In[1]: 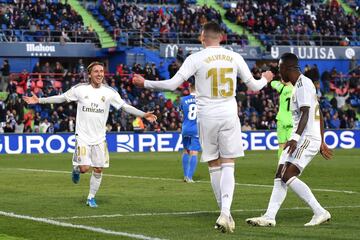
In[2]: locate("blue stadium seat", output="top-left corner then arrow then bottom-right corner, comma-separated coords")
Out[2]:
1,24 -> 7,30
26,36 -> 34,42
103,21 -> 110,28
223,3 -> 231,9
98,15 -> 105,22
92,9 -> 99,16
14,29 -> 21,36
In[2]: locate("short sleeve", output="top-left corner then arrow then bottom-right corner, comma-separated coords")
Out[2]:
296,80 -> 312,107
235,55 -> 253,83
177,55 -> 196,81
271,80 -> 284,93
110,91 -> 125,110
63,86 -> 78,102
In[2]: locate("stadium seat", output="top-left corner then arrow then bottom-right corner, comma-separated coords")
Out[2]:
36,80 -> 44,88
16,86 -> 25,95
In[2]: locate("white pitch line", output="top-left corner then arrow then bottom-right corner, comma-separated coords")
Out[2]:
0,210 -> 166,240
52,205 -> 360,220
12,168 -> 359,194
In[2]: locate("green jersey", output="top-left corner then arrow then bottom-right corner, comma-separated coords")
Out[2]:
271,80 -> 293,126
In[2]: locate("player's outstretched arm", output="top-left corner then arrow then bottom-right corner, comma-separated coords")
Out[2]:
23,92 -> 67,104
132,74 -> 146,88
262,71 -> 274,83
143,112 -> 157,123
133,73 -> 185,91
121,103 -> 157,123
23,93 -> 39,104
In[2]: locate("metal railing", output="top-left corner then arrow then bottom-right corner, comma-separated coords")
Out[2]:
114,30 -> 248,49
1,28 -> 358,49
0,29 -> 100,45
113,30 -> 359,49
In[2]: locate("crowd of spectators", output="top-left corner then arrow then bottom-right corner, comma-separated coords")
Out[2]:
343,0 -> 360,14
1,57 -> 359,134
1,60 -> 184,133
90,1 -> 248,46
0,1 -> 98,43
224,0 -> 360,48
237,61 -> 360,131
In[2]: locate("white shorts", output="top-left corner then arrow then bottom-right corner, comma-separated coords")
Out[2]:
198,116 -> 244,162
72,138 -> 110,168
279,137 -> 320,172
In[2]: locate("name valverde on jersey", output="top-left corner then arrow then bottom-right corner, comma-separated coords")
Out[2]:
63,83 -> 125,145
176,47 -> 255,119
291,75 -> 321,140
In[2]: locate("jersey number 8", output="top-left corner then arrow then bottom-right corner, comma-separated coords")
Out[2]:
187,103 -> 197,120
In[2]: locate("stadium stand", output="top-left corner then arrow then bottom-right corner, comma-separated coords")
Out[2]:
223,0 -> 360,49
0,0 -> 359,134
1,59 -> 359,134
87,1 -> 248,46
0,0 -> 98,43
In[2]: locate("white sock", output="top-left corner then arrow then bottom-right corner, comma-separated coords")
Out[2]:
73,165 -> 80,172
264,178 -> 287,220
287,177 -> 326,216
220,163 -> 235,217
88,171 -> 102,199
209,166 -> 222,209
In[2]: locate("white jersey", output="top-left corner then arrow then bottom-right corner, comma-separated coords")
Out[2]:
290,75 -> 321,140
63,83 -> 125,145
176,46 -> 258,119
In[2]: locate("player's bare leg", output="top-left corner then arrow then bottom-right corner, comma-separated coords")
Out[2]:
282,163 -> 330,226
182,149 -> 190,182
72,165 -> 90,184
187,150 -> 198,183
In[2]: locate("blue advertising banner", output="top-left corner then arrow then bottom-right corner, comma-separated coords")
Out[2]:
0,42 -> 97,57
0,130 -> 359,154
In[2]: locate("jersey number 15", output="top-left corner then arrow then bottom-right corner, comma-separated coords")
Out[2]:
207,68 -> 234,97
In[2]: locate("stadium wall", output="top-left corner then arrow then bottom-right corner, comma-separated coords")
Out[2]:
0,130 -> 358,154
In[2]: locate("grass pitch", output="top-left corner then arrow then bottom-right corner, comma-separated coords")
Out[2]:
0,149 -> 359,240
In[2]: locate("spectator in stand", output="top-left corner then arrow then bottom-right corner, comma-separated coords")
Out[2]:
329,112 -> 341,129
0,59 -> 10,92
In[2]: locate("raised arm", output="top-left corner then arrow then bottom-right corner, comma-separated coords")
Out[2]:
133,73 -> 186,91
110,92 -> 157,123
133,56 -> 196,91
236,56 -> 273,91
23,93 -> 67,104
121,103 -> 157,123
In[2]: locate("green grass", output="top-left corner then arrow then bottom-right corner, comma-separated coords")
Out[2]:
0,150 -> 359,240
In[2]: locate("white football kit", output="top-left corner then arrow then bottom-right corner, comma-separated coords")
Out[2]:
279,75 -> 322,171
64,83 -> 125,167
145,46 -> 267,161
